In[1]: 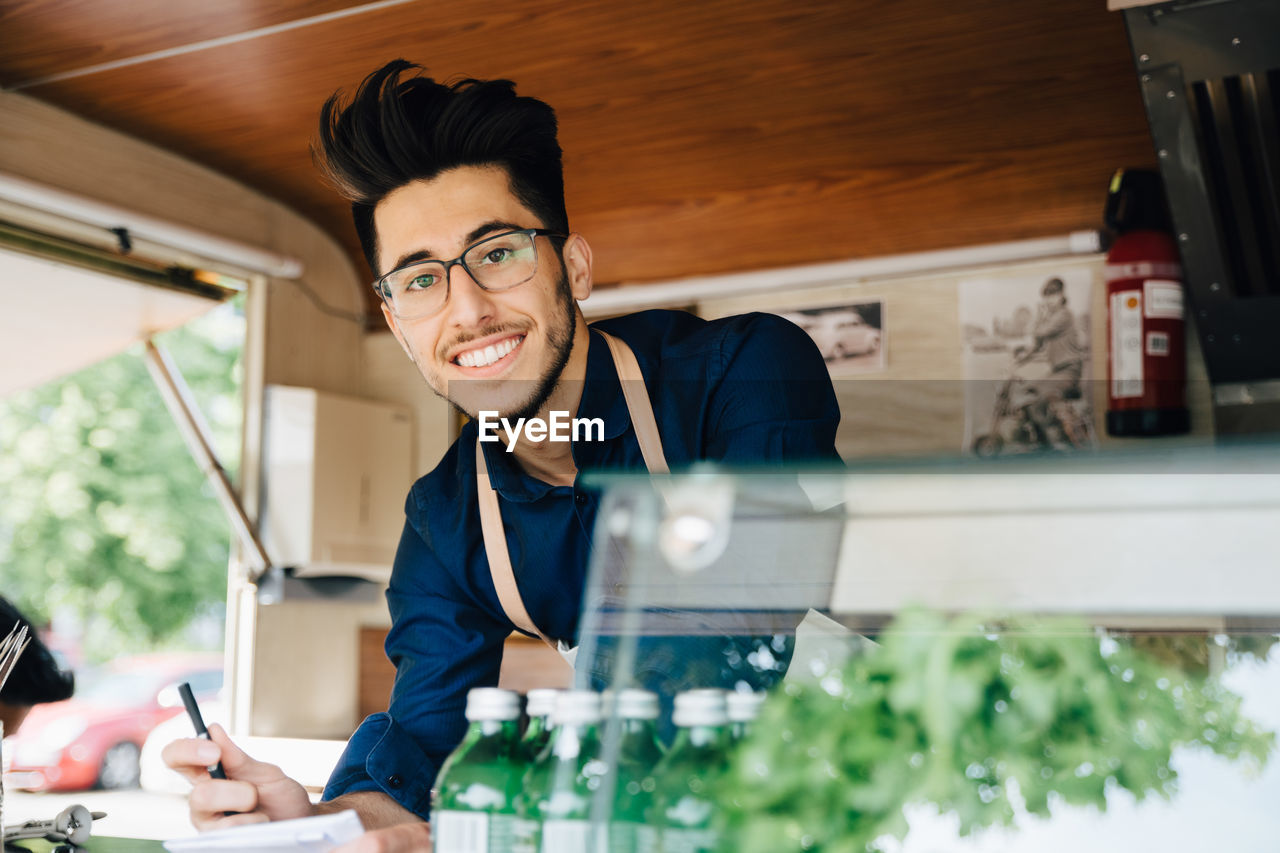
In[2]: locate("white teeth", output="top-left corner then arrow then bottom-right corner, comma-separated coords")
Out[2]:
457,336 -> 520,368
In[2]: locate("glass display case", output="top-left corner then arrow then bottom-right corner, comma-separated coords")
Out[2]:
562,443 -> 1280,851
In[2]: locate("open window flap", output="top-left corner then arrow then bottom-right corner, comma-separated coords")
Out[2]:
0,246 -> 225,397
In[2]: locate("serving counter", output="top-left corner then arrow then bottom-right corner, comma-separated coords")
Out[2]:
567,442 -> 1280,850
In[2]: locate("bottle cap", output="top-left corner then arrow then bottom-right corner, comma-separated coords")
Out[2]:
616,688 -> 659,721
727,690 -> 766,723
673,688 -> 728,727
551,689 -> 603,726
465,687 -> 521,722
525,688 -> 559,719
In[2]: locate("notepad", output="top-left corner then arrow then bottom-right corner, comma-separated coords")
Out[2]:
163,810 -> 365,852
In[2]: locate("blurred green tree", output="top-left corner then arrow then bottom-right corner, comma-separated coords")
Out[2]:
0,300 -> 242,661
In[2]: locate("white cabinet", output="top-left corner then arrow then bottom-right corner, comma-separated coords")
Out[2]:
260,385 -> 412,582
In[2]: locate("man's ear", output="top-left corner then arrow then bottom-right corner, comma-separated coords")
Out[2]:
562,233 -> 593,302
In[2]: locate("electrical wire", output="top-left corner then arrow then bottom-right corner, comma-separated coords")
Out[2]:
285,276 -> 369,326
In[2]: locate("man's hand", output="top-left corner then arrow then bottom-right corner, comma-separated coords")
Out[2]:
161,723 -> 314,831
331,821 -> 432,853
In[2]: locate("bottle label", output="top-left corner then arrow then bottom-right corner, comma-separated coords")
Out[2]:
511,816 -> 540,853
433,811 -> 517,853
1143,280 -> 1184,320
660,827 -> 720,853
489,814 -> 516,851
635,824 -> 659,853
1111,290 -> 1143,399
541,818 -> 606,853
433,810 -> 488,853
608,820 -> 659,853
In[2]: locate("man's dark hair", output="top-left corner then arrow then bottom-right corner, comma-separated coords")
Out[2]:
0,597 -> 74,706
315,59 -> 568,276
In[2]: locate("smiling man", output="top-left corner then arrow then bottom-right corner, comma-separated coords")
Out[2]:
374,171 -> 582,426
164,60 -> 839,851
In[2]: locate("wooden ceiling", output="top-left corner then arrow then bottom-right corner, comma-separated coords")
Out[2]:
0,0 -> 1155,323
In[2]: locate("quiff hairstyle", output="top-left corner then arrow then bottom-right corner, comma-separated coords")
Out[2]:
314,59 -> 569,276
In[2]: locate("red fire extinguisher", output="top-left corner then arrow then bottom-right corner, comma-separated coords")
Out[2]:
1103,168 -> 1191,436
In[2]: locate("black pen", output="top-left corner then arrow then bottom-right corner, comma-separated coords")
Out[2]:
178,681 -> 228,780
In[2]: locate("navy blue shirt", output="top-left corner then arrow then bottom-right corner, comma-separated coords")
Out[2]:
322,309 -> 840,816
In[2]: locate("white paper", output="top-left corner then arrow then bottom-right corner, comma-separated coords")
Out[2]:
784,608 -> 877,685
163,810 -> 365,853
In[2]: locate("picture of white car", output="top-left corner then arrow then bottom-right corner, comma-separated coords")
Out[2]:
782,304 -> 884,368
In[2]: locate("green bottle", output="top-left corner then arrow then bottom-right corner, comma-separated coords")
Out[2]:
607,689 -> 665,853
431,687 -> 524,853
726,690 -> 765,743
651,689 -> 731,853
514,689 -> 609,853
521,688 -> 559,762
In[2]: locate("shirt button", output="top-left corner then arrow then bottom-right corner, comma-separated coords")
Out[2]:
387,774 -> 404,789
574,492 -> 587,506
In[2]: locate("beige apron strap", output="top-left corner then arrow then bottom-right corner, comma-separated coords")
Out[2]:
476,442 -> 554,645
595,330 -> 670,474
476,330 -> 666,647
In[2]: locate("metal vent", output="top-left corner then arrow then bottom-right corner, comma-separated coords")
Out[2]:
1125,0 -> 1280,385
1186,68 -> 1280,298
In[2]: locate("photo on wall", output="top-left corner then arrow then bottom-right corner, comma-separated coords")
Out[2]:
959,270 -> 1097,456
778,300 -> 886,375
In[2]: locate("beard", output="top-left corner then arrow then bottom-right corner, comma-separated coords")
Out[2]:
437,268 -> 578,423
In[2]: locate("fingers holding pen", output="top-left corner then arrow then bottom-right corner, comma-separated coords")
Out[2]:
205,724 -> 258,776
188,776 -> 265,829
161,735 -> 226,783
164,722 -> 316,829
162,728 -> 266,827
192,803 -> 272,833
163,724 -> 276,782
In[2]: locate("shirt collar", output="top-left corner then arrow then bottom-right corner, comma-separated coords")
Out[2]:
479,328 -> 629,502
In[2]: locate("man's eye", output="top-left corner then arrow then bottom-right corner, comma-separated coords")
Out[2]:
406,272 -> 438,290
480,247 -> 513,265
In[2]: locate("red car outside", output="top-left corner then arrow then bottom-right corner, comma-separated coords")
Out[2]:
5,652 -> 222,791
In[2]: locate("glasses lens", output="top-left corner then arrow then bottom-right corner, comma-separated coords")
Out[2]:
384,262 -> 448,319
464,231 -> 538,291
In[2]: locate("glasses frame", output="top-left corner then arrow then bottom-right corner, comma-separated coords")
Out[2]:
373,228 -> 566,320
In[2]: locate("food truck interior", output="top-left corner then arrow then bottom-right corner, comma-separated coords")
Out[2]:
1,0 -> 1279,845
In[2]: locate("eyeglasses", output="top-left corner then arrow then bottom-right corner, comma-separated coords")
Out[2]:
374,228 -> 565,321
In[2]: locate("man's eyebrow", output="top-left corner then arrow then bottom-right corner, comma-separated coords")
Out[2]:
386,248 -> 434,274
464,220 -> 527,247
385,220 -> 530,275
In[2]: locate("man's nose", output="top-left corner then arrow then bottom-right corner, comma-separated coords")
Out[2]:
445,262 -> 497,326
